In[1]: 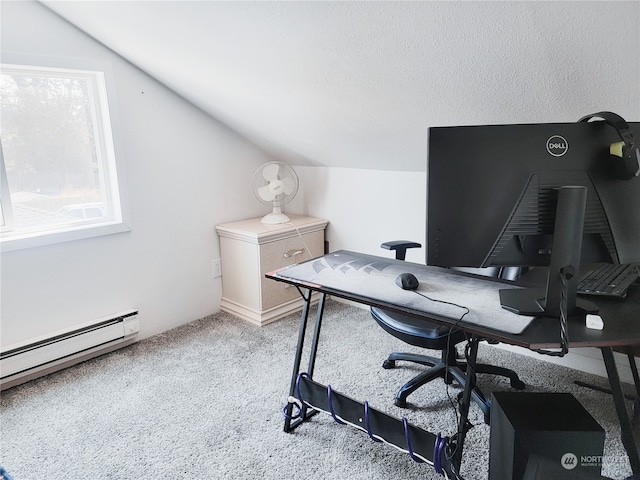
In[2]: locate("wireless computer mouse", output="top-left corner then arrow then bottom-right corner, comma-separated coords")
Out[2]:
395,273 -> 420,290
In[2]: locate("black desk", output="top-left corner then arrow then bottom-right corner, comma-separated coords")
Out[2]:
267,250 -> 640,479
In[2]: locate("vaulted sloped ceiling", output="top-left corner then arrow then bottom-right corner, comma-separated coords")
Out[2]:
41,1 -> 639,171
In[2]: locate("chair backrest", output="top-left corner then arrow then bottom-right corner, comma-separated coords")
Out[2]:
382,240 -> 525,280
451,266 -> 525,280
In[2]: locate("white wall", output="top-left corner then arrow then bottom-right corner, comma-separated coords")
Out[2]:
291,167 -> 427,262
0,1 -> 273,347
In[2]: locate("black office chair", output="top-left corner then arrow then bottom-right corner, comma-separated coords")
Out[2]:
372,241 -> 525,423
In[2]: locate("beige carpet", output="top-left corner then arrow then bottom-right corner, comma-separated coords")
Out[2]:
0,299 -> 635,479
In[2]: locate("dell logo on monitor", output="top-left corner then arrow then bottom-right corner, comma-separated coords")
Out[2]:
546,135 -> 569,157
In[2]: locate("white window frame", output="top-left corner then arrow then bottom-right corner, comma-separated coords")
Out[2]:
0,54 -> 130,251
0,142 -> 13,232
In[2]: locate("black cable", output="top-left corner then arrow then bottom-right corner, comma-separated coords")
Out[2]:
532,266 -> 572,357
412,291 -> 471,317
411,290 -> 471,469
412,290 -> 471,418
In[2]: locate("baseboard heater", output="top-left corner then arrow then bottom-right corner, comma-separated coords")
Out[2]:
0,310 -> 139,390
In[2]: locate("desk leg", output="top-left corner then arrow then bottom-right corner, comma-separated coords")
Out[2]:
306,293 -> 326,379
601,346 -> 640,477
624,346 -> 640,425
284,291 -> 326,433
625,346 -> 640,402
450,337 -> 480,474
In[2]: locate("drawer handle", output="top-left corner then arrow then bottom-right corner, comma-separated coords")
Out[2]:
283,248 -> 305,258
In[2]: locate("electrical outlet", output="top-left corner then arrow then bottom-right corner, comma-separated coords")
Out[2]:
212,259 -> 222,278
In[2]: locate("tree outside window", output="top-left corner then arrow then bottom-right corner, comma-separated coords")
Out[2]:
0,62 -> 126,248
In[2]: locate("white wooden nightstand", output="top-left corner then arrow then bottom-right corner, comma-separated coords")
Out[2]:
215,214 -> 329,326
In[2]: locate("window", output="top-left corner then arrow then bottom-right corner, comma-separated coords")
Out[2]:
0,59 -> 128,250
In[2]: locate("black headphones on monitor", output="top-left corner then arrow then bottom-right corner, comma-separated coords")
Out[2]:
579,111 -> 640,180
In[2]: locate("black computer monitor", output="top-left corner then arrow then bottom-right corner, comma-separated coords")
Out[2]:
427,119 -> 640,317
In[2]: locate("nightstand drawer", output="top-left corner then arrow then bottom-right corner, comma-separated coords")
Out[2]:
259,231 -> 324,310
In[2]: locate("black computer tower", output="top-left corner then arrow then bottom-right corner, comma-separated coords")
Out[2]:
489,392 -> 605,480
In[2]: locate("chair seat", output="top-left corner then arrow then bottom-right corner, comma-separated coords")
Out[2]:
371,306 -> 467,349
370,242 -> 525,420
372,305 -> 525,420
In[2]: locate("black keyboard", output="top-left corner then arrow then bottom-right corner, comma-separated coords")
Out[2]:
577,263 -> 640,297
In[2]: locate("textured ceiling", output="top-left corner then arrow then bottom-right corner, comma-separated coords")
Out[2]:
41,1 -> 640,171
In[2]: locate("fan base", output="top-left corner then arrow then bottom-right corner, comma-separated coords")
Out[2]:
261,212 -> 291,224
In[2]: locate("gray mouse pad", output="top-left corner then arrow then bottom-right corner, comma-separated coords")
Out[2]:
273,251 -> 535,335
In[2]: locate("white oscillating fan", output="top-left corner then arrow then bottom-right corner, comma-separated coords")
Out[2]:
252,162 -> 299,224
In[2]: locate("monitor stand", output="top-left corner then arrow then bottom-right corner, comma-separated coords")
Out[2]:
499,185 -> 598,317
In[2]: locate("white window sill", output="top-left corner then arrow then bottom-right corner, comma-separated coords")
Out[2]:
0,221 -> 131,252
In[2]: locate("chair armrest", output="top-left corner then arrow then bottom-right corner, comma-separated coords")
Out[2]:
381,241 -> 422,260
